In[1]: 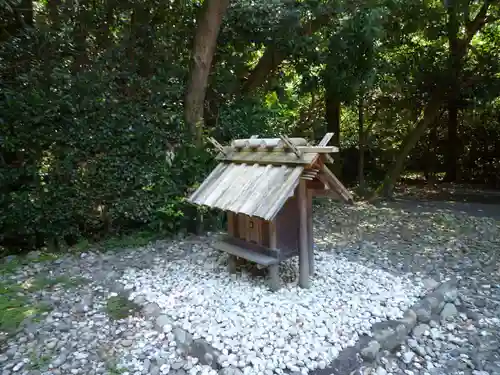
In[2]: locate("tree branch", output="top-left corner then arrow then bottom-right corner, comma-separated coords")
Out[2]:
240,11 -> 333,94
465,0 -> 498,42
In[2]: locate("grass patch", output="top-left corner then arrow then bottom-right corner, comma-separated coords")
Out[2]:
1,252 -> 60,276
23,275 -> 88,292
105,295 -> 141,320
28,352 -> 52,370
0,273 -> 83,334
105,361 -> 127,375
0,282 -> 52,334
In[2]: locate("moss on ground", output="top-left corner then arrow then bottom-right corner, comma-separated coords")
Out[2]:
0,282 -> 52,334
0,269 -> 86,335
105,295 -> 141,320
27,352 -> 52,371
0,252 -> 60,275
23,275 -> 88,292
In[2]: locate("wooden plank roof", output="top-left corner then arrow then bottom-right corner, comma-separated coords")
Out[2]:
215,150 -> 319,165
188,163 -> 304,220
187,134 -> 353,219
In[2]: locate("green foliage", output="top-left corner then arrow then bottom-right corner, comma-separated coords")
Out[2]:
106,295 -> 141,320
1,0 -> 500,254
25,275 -> 87,292
0,252 -> 59,274
215,96 -> 293,140
105,361 -> 128,375
0,22 -> 208,252
0,282 -> 51,334
71,231 -> 160,253
28,352 -> 52,371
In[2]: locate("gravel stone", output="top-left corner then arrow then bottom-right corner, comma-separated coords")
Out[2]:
2,200 -> 500,375
123,248 -> 423,373
402,351 -> 415,364
413,323 -> 430,337
144,302 -> 162,318
361,340 -> 381,360
155,315 -> 173,332
12,362 -> 23,372
374,367 -> 388,375
440,303 -> 458,320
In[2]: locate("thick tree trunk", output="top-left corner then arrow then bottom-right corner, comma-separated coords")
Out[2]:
325,92 -> 341,147
444,0 -> 461,182
137,8 -> 154,77
445,101 -> 459,181
377,89 -> 445,197
185,0 -> 230,145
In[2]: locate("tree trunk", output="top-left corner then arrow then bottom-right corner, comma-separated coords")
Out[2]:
375,0 -> 495,198
19,0 -> 34,27
324,86 -> 341,177
47,0 -> 61,28
240,12 -> 332,95
184,0 -> 230,146
71,1 -> 90,73
241,48 -> 283,94
358,96 -> 366,194
445,101 -> 459,181
444,0 -> 461,182
325,92 -> 341,147
425,121 -> 439,185
377,89 -> 445,197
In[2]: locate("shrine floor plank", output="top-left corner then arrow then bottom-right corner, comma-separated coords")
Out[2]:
213,241 -> 279,266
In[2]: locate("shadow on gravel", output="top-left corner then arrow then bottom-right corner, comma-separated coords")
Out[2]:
314,198 -> 500,280
312,198 -> 500,375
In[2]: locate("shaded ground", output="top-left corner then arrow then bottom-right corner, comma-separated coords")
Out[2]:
393,181 -> 500,205
314,199 -> 500,375
1,197 -> 499,375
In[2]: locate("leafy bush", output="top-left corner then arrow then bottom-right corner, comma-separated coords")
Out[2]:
0,30 -> 217,253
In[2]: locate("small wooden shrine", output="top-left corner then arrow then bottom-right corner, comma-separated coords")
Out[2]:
188,134 -> 353,290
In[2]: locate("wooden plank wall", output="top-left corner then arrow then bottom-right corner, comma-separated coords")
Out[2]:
275,193 -> 300,257
230,213 -> 271,248
227,212 -> 237,236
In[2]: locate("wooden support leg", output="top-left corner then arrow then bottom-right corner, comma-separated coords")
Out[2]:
298,179 -> 310,288
227,255 -> 237,274
269,264 -> 280,291
307,189 -> 314,276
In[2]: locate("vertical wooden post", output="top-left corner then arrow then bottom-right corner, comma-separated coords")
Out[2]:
298,180 -> 310,288
307,189 -> 314,276
269,220 -> 277,249
268,220 -> 279,291
227,212 -> 235,236
227,212 -> 237,274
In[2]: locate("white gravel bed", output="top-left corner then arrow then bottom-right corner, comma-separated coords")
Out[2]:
122,249 -> 425,374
